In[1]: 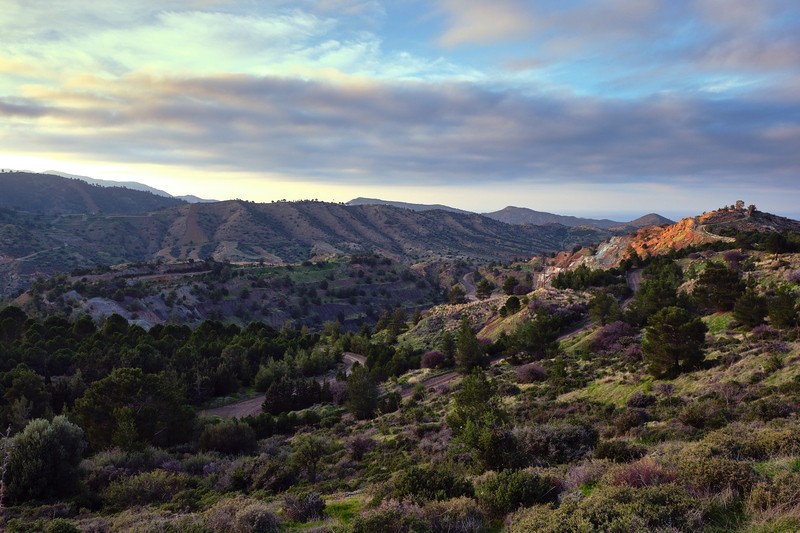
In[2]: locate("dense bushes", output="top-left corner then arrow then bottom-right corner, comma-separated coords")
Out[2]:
199,419 -> 257,454
509,484 -> 701,532
391,464 -> 473,503
474,469 -> 559,516
5,416 -> 86,502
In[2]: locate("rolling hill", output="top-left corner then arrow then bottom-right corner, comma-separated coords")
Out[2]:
0,172 -> 185,214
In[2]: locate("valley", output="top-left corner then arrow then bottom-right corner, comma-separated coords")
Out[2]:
1,176 -> 799,532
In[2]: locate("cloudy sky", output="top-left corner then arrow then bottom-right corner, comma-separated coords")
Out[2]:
2,0 -> 799,219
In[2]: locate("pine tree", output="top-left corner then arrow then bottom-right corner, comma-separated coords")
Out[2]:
643,307 -> 707,378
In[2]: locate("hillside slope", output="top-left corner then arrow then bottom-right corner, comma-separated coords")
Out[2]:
0,172 -> 184,214
0,200 -> 610,298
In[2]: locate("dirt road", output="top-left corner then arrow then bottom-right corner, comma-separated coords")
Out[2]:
461,272 -> 479,302
201,352 -> 368,419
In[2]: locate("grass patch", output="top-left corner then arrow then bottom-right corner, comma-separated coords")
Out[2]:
704,312 -> 735,335
325,496 -> 363,524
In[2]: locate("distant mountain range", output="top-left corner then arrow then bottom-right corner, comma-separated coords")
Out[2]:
44,170 -> 217,203
347,198 -> 674,229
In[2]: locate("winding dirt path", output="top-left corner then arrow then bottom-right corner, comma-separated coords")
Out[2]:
200,352 -> 368,419
461,272 -> 479,302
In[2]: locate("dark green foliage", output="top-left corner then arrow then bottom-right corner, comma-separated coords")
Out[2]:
733,288 -> 768,328
5,416 -> 86,502
768,287 -> 799,330
199,419 -> 257,454
290,434 -> 333,481
551,264 -> 622,291
588,291 -> 622,326
505,295 -> 521,314
642,306 -> 707,378
74,367 -> 195,450
509,484 -> 700,533
475,469 -> 559,516
594,440 -> 647,463
392,464 -> 473,503
625,257 -> 683,326
476,279 -> 493,299
346,364 -> 379,419
447,370 -> 511,470
503,276 -> 520,295
693,261 -> 745,312
262,377 -> 332,415
510,311 -> 562,361
455,317 -> 483,372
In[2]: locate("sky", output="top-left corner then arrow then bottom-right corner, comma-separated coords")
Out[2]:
1,0 -> 799,220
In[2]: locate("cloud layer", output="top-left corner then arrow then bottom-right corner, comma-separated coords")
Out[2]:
1,0 -> 798,215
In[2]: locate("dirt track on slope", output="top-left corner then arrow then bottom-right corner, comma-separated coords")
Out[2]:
201,352 -> 367,419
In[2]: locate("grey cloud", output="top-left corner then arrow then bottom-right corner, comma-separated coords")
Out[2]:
4,75 -> 799,188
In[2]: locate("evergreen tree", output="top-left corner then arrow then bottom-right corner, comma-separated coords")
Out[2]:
642,307 -> 707,378
476,279 -> 493,299
733,288 -> 768,329
455,317 -> 482,372
345,364 -> 378,420
768,287 -> 799,330
502,276 -> 520,295
693,262 -> 744,312
589,291 -> 622,325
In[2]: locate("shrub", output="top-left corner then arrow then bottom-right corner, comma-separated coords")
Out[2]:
205,496 -> 281,533
678,456 -> 758,494
235,501 -> 281,533
392,464 -> 473,504
591,321 -> 637,353
282,492 -> 326,522
6,416 -> 86,502
200,419 -> 257,455
594,440 -> 647,463
626,392 -> 656,408
104,470 -> 191,510
423,497 -> 488,533
607,458 -> 677,488
351,500 -> 427,533
349,435 -> 377,461
516,363 -> 547,383
508,484 -> 700,532
422,350 -> 446,369
513,424 -> 598,466
612,408 -> 649,436
474,469 -> 559,517
45,519 -> 81,533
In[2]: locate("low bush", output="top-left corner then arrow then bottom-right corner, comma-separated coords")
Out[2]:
200,419 -> 257,455
678,456 -> 758,495
508,483 -> 701,533
516,363 -> 547,383
474,469 -> 559,517
422,350 -> 446,369
606,458 -> 677,488
282,492 -> 326,522
391,464 -> 473,504
205,496 -> 282,533
104,470 -> 192,510
423,497 -> 488,533
513,424 -> 598,466
351,500 -> 427,533
594,440 -> 647,463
